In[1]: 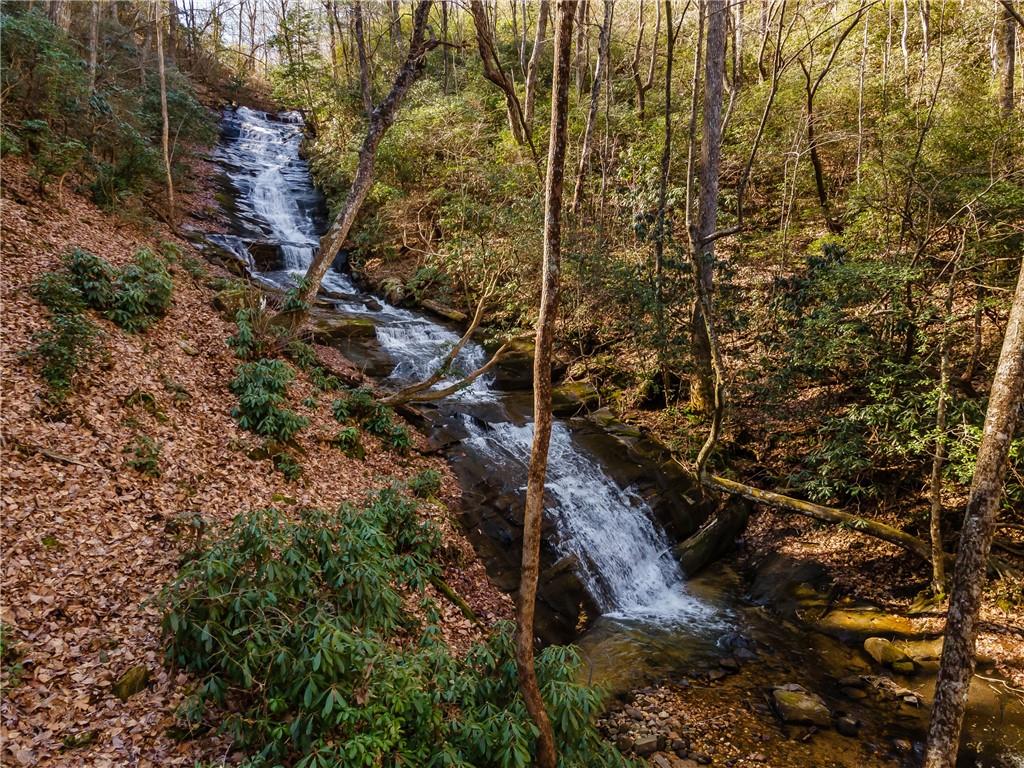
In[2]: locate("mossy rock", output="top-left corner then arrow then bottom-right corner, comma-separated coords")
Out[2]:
772,686 -> 832,726
551,382 -> 600,416
113,664 -> 149,701
308,314 -> 377,342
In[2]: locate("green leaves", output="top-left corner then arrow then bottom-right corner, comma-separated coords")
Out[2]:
159,495 -> 631,768
229,359 -> 308,443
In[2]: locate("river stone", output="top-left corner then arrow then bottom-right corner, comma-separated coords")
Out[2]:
892,660 -> 917,674
772,687 -> 831,727
626,706 -> 644,721
673,500 -> 750,577
841,686 -> 868,700
634,734 -> 659,755
864,637 -> 912,666
114,664 -> 149,701
836,715 -> 860,737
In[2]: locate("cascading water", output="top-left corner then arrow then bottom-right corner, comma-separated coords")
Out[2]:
214,106 -> 717,627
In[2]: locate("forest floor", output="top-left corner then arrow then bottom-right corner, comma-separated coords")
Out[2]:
0,155 -> 511,767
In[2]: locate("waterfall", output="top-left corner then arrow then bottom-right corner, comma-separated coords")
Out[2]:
216,105 -> 716,627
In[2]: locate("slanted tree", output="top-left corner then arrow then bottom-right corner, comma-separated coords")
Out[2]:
924,264 -> 1024,767
293,0 -> 440,310
517,3 -> 576,767
469,0 -> 533,148
570,0 -> 613,215
523,0 -> 549,127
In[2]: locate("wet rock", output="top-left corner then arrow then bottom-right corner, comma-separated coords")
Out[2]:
673,500 -> 750,577
893,738 -> 913,754
892,660 -> 917,675
841,686 -> 868,700
838,675 -> 865,688
817,609 -> 917,639
835,715 -> 860,737
772,686 -> 831,727
719,657 -> 740,672
863,637 -> 912,667
113,664 -> 150,701
247,241 -> 284,272
635,734 -> 660,756
708,669 -> 727,682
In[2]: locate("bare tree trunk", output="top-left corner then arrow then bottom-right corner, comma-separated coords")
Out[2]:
930,277 -> 955,596
523,0 -> 549,127
631,0 -> 661,119
517,4 -> 575,767
155,1 -> 175,223
570,0 -> 613,215
353,0 -> 373,116
688,0 -> 727,418
469,0 -> 533,148
89,0 -> 100,92
294,0 -> 438,310
574,0 -> 589,96
997,1 -> 1017,117
924,264 -> 1024,768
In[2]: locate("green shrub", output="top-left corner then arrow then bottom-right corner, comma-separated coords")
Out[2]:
159,491 -> 627,768
125,435 -> 161,477
387,424 -> 412,455
28,272 -> 100,401
65,248 -> 115,308
229,359 -> 308,442
106,248 -> 173,332
330,396 -> 351,422
227,307 -> 269,360
271,450 -> 302,481
332,425 -> 364,459
408,469 -> 442,499
287,340 -> 342,391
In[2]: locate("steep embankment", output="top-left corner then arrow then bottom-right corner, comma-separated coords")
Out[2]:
0,156 -> 510,766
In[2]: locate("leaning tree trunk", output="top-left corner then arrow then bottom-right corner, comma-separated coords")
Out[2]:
924,264 -> 1024,768
155,1 -> 175,223
570,0 -> 613,215
517,4 -> 575,768
295,0 -> 437,310
689,0 -> 727,416
353,0 -> 373,117
470,0 -> 531,147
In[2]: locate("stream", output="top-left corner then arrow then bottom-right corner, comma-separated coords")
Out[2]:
203,106 -> 1023,767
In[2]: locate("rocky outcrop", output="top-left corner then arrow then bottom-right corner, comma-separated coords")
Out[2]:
551,382 -> 600,416
308,311 -> 377,342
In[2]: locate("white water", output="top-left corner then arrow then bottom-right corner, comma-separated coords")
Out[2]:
216,106 -> 717,626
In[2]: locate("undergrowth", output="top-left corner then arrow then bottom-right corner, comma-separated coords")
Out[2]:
160,489 -> 630,768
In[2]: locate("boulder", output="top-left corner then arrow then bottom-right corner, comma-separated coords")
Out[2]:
836,715 -> 860,737
673,500 -> 750,576
113,664 -> 150,701
551,382 -> 600,416
308,313 -> 377,342
863,637 -> 912,667
381,277 -> 406,305
772,686 -> 831,727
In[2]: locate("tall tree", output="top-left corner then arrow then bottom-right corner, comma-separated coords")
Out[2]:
469,0 -> 532,147
570,0 -> 613,215
517,3 -> 576,767
352,0 -> 373,116
88,0 -> 100,92
997,0 -> 1017,118
688,0 -> 727,425
924,263 -> 1024,767
155,0 -> 175,223
294,0 -> 439,309
523,0 -> 549,127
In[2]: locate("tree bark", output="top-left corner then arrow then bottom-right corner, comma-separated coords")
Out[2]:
630,0 -> 661,119
930,278 -> 955,596
517,4 -> 575,767
352,0 -> 373,117
997,1 -> 1017,118
295,0 -> 438,309
470,0 -> 532,147
924,264 -> 1024,768
689,0 -> 727,416
523,0 -> 549,127
88,0 -> 100,92
570,0 -> 613,215
155,1 -> 175,223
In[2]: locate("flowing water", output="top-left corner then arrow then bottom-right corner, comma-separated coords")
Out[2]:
214,105 -> 715,627
209,106 -> 1024,767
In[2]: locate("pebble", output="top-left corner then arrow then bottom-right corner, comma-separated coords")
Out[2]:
627,706 -> 644,721
708,669 -> 727,682
893,738 -> 913,754
719,657 -> 740,671
748,754 -> 767,763
836,715 -> 860,737
689,751 -> 712,764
